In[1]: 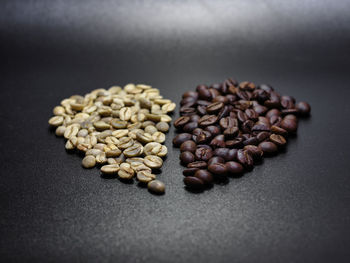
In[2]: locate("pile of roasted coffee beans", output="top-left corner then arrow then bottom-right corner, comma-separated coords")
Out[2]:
48,84 -> 176,194
173,78 -> 311,191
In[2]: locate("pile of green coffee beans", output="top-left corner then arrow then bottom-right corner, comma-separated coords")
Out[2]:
48,84 -> 175,194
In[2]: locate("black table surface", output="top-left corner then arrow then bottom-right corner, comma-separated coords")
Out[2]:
1,1 -> 350,262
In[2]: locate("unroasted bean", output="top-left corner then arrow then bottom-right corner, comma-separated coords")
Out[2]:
156,122 -> 169,132
152,132 -> 165,143
144,125 -> 158,135
82,155 -> 96,168
101,164 -> 120,174
123,144 -> 143,157
111,120 -> 127,129
55,126 -> 66,136
137,171 -> 156,183
64,125 -> 79,139
147,180 -> 165,194
144,155 -> 163,169
48,116 -> 64,126
119,107 -> 132,121
118,163 -> 134,179
117,137 -> 134,149
136,132 -> 153,144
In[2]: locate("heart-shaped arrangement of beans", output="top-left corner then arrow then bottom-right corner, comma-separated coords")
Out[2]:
173,78 -> 311,191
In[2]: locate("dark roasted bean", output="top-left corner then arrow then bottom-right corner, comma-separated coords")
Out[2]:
180,140 -> 197,153
225,138 -> 244,148
296,102 -> 311,116
256,131 -> 271,142
269,134 -> 287,146
184,176 -> 204,189
220,116 -> 237,129
180,151 -> 195,165
271,125 -> 288,136
210,135 -> 226,148
205,125 -> 221,137
195,147 -> 213,161
244,145 -> 263,161
183,122 -> 198,132
173,133 -> 192,147
208,156 -> 225,165
237,149 -> 254,170
223,126 -> 239,139
226,161 -> 244,175
183,168 -> 199,176
280,117 -> 298,133
174,116 -> 190,129
208,163 -> 227,175
206,102 -> 224,114
258,141 -> 278,155
187,161 -> 208,169
194,170 -> 213,185
198,115 -> 218,127
243,137 -> 259,146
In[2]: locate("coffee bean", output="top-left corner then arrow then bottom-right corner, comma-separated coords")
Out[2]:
256,131 -> 271,142
225,161 -> 244,174
206,102 -> 224,114
205,125 -> 221,137
195,148 -> 213,162
123,144 -> 143,157
237,149 -> 254,170
183,176 -> 204,189
48,116 -> 64,126
208,156 -> 225,165
280,117 -> 298,133
187,161 -> 207,169
156,122 -> 169,132
172,133 -> 192,147
223,126 -> 239,139
210,135 -> 226,148
137,171 -> 156,183
208,163 -> 227,175
194,170 -> 213,185
174,116 -> 190,129
180,151 -> 195,165
101,164 -> 120,174
258,141 -> 278,155
269,134 -> 287,146
270,125 -> 288,136
180,140 -> 197,153
183,168 -> 199,176
198,115 -> 218,127
144,155 -> 163,169
183,122 -> 198,132
220,116 -> 237,129
225,138 -> 243,148
82,155 -> 96,168
243,145 -> 263,161
296,101 -> 311,116
148,180 -> 165,194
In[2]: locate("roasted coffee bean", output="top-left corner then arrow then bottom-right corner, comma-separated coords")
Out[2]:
184,176 -> 204,189
266,109 -> 281,119
206,102 -> 224,114
243,136 -> 259,146
194,170 -> 213,185
220,117 -> 237,129
190,114 -> 201,122
208,156 -> 225,165
172,133 -> 192,147
183,168 -> 199,176
217,105 -> 231,119
197,105 -> 207,115
252,123 -> 270,132
244,145 -> 263,161
195,148 -> 213,162
187,161 -> 208,169
180,151 -> 195,165
198,115 -> 218,127
242,120 -> 255,133
256,131 -> 271,142
270,125 -> 288,136
197,87 -> 212,100
193,130 -> 211,144
225,138 -> 243,148
237,149 -> 254,170
269,134 -> 287,146
245,109 -> 259,121
180,107 -> 196,116
223,126 -> 239,139
225,161 -> 244,175
180,140 -> 197,153
281,108 -> 299,116
210,135 -> 226,148
183,122 -> 198,132
205,125 -> 221,137
208,163 -> 227,176
174,116 -> 190,129
148,180 -> 165,194
296,101 -> 311,116
280,117 -> 298,133
258,141 -> 278,155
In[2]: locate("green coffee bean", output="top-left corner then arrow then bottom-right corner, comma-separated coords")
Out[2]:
144,125 -> 157,135
101,164 -> 120,174
93,121 -> 110,131
137,171 -> 156,183
118,163 -> 134,179
136,132 -> 153,144
82,155 -> 96,168
144,155 -> 163,169
49,116 -> 64,126
117,137 -> 134,149
123,144 -> 143,157
152,132 -> 166,143
55,126 -> 66,136
155,122 -> 169,133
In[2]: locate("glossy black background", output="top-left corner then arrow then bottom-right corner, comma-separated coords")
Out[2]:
1,1 -> 350,262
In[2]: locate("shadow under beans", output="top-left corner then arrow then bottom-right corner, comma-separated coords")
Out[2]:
117,177 -> 134,184
100,173 -> 118,180
137,182 -> 148,189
